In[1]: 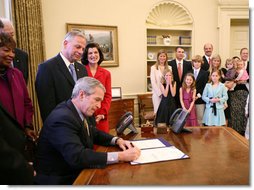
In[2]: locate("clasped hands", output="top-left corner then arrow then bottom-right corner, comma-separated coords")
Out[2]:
166,78 -> 172,85
209,97 -> 220,103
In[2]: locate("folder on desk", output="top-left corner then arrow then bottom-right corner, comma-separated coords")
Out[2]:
130,138 -> 189,165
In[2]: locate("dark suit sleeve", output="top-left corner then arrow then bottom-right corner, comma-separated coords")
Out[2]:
76,62 -> 88,79
201,56 -> 210,71
45,114 -> 111,170
35,63 -> 57,121
186,60 -> 193,72
22,51 -> 29,83
0,137 -> 33,185
90,117 -> 114,146
14,48 -> 29,84
199,71 -> 209,94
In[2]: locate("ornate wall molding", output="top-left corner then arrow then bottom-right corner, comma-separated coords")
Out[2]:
146,0 -> 193,28
218,0 -> 248,6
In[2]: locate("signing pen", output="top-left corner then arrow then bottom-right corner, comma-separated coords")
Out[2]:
130,142 -> 135,147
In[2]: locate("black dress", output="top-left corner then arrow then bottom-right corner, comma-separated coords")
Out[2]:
228,84 -> 248,135
155,84 -> 177,126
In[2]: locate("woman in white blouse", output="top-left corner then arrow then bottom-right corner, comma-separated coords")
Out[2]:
150,49 -> 172,115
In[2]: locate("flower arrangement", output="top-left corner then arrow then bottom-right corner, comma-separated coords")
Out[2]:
162,35 -> 171,39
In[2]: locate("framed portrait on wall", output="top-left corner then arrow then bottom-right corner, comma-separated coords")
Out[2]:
66,23 -> 119,67
111,87 -> 122,99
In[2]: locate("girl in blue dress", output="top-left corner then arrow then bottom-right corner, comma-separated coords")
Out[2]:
202,70 -> 228,126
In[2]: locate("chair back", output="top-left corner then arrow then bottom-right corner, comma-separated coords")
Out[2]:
137,93 -> 155,125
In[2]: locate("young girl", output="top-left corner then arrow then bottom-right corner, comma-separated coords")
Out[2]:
235,60 -> 249,83
224,59 -> 236,81
225,59 -> 249,91
202,70 -> 228,126
150,49 -> 172,115
155,69 -> 177,126
224,58 -> 236,90
179,73 -> 198,126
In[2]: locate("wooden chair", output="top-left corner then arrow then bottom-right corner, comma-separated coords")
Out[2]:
137,93 -> 155,125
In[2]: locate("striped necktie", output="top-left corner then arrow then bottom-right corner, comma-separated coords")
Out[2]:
69,64 -> 77,82
208,57 -> 211,64
84,119 -> 90,136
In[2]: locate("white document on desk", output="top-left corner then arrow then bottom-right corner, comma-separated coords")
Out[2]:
131,139 -> 166,149
130,139 -> 189,165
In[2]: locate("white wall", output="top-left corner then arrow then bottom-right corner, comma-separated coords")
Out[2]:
40,0 -> 244,95
0,0 -> 11,18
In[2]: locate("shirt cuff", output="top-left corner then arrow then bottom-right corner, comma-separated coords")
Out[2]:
107,152 -> 119,164
111,137 -> 119,145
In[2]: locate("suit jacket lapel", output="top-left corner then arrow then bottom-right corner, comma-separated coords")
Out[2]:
56,54 -> 75,86
74,62 -> 85,79
66,100 -> 93,148
196,69 -> 202,81
172,60 -> 180,83
94,66 -> 103,78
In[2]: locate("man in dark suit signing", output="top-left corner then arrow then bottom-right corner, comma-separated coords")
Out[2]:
35,30 -> 88,122
0,18 -> 29,83
169,46 -> 192,107
34,77 -> 140,185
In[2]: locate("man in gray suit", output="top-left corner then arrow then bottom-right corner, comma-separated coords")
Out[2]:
35,31 -> 88,122
0,18 -> 29,83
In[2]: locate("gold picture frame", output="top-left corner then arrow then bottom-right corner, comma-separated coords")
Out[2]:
66,23 -> 119,67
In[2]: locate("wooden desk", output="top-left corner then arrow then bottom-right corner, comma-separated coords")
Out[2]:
108,98 -> 134,129
73,127 -> 249,185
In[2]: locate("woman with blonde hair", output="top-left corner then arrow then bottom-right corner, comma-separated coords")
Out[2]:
208,54 -> 226,82
150,49 -> 172,115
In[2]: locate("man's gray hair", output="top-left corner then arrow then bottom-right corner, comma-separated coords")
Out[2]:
71,77 -> 106,98
64,30 -> 86,41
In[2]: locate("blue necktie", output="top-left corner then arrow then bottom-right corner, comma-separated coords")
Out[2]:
69,64 -> 77,82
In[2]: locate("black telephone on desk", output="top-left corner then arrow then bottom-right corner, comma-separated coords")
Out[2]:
116,112 -> 138,134
169,108 -> 192,134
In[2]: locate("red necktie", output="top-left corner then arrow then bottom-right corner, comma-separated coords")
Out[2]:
178,62 -> 182,80
208,57 -> 211,64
